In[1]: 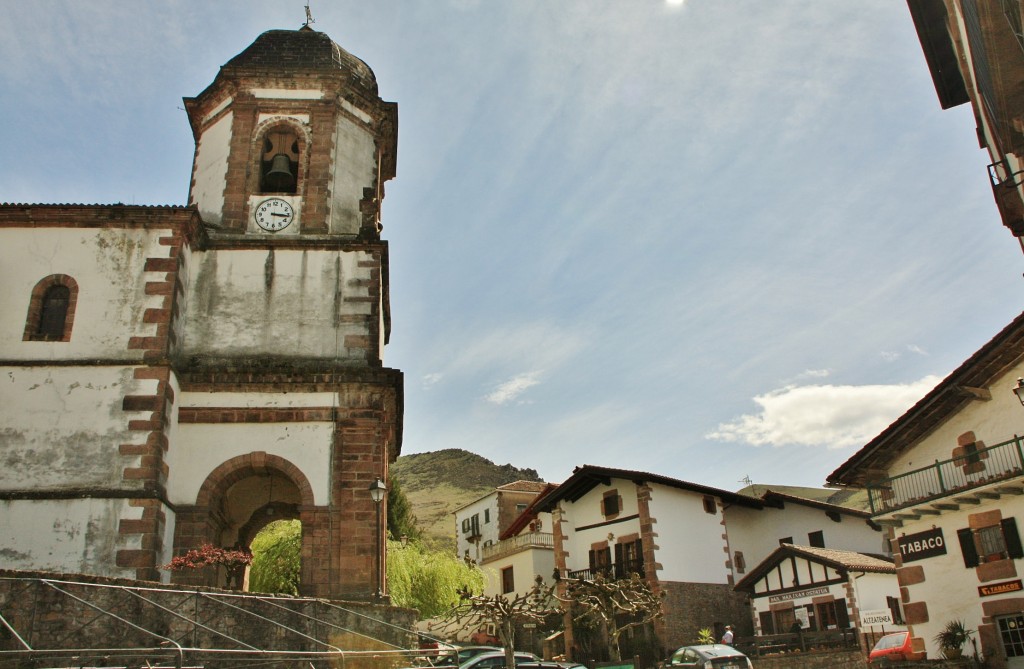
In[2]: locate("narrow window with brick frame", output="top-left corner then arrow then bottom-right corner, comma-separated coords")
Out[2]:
24,275 -> 79,342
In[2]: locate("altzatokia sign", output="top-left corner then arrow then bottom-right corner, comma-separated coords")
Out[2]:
768,587 -> 829,603
979,580 -> 1023,597
898,528 -> 947,563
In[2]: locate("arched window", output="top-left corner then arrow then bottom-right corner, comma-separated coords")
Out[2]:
24,275 -> 78,342
38,285 -> 70,338
260,128 -> 300,194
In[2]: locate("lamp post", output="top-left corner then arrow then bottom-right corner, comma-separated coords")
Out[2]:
1014,378 -> 1024,406
368,478 -> 387,599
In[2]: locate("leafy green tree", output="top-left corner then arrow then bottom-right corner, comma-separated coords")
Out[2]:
248,519 -> 301,595
387,539 -> 485,618
387,476 -> 422,543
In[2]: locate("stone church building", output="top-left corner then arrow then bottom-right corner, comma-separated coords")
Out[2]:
0,26 -> 402,601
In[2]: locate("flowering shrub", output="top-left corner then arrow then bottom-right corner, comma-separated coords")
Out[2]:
162,544 -> 253,571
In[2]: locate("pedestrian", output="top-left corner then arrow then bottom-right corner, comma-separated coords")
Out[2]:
721,625 -> 734,645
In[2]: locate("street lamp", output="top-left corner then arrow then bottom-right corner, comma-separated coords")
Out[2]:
368,478 -> 387,599
1014,378 -> 1024,406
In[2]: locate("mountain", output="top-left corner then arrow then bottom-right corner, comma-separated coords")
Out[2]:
390,449 -> 544,549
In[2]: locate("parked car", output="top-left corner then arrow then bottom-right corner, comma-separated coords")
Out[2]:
460,650 -> 539,669
449,646 -> 503,666
516,662 -> 587,669
867,631 -> 924,665
666,644 -> 753,669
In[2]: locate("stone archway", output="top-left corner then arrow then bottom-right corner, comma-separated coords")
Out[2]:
172,452 -> 317,591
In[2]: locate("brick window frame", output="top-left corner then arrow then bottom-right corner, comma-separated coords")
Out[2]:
23,274 -> 79,342
601,489 -> 621,519
953,431 -> 988,475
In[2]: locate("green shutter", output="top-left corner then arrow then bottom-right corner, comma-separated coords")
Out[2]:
1003,518 -> 1024,559
958,528 -> 980,567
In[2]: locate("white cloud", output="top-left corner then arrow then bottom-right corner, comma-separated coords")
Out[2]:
706,376 -> 942,449
797,369 -> 831,380
486,371 -> 543,405
421,373 -> 444,389
907,344 -> 928,356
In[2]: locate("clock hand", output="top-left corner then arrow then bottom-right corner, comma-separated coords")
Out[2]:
270,213 -> 289,217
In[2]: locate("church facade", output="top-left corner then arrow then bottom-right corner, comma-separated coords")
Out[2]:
0,26 -> 402,601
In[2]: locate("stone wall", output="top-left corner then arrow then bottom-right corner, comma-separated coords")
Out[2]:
658,581 -> 751,649
0,570 -> 417,668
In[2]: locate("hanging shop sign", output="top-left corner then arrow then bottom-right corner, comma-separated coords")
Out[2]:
898,527 -> 947,563
979,580 -> 1023,598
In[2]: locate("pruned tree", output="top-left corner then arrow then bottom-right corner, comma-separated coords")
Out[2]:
557,572 -> 664,662
442,575 -> 562,669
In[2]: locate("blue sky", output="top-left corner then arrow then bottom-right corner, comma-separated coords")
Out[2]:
3,1 -> 1021,491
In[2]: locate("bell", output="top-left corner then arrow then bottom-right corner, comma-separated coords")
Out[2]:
264,153 -> 295,191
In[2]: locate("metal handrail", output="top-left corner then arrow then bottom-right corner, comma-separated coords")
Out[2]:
867,435 -> 1024,514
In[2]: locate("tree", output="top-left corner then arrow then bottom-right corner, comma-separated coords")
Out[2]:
558,573 -> 664,662
387,475 -> 422,543
387,539 -> 485,618
249,519 -> 302,595
442,576 -> 562,669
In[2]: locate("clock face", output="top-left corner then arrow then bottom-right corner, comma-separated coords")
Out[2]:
254,198 -> 294,232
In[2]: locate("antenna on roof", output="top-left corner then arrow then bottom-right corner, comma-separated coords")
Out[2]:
739,475 -> 753,487
303,3 -> 315,29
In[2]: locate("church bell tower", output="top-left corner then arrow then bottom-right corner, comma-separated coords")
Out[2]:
166,26 -> 402,600
185,25 -> 397,240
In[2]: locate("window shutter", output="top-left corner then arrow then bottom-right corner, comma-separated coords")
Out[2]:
1003,518 -> 1024,559
759,611 -> 775,635
635,538 -> 645,570
958,528 -> 980,567
834,599 -> 850,628
588,549 -> 597,570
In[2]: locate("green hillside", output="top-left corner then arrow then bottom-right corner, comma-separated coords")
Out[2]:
391,449 -> 544,550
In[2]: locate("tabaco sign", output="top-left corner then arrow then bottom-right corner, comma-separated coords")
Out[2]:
898,527 -> 947,563
979,580 -> 1023,597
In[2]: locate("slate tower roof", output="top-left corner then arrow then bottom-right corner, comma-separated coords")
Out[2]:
221,26 -> 378,94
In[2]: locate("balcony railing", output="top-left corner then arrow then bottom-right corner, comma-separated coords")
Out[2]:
480,532 -> 553,563
867,435 -> 1024,514
565,558 -> 644,581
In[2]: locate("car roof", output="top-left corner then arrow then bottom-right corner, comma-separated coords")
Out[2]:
674,644 -> 746,658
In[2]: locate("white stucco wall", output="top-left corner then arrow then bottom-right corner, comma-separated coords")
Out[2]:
455,493 -> 499,563
0,227 -> 168,360
330,114 -> 377,236
191,111 -> 232,225
168,418 -> 333,506
892,495 -> 1024,659
648,485 -> 731,583
0,366 -> 158,489
0,498 -> 140,578
558,479 -> 642,574
886,360 -> 1024,479
482,547 -> 555,598
179,248 -> 377,361
725,502 -> 886,578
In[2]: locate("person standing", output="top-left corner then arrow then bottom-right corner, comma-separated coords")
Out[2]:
721,625 -> 734,645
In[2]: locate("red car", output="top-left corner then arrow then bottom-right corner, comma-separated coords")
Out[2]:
868,632 -> 924,664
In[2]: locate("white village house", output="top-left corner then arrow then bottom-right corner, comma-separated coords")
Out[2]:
829,311 -> 1024,667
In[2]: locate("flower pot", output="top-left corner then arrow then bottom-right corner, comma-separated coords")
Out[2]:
941,647 -> 963,660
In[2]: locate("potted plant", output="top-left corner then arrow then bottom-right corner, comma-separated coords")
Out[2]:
934,619 -> 974,659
